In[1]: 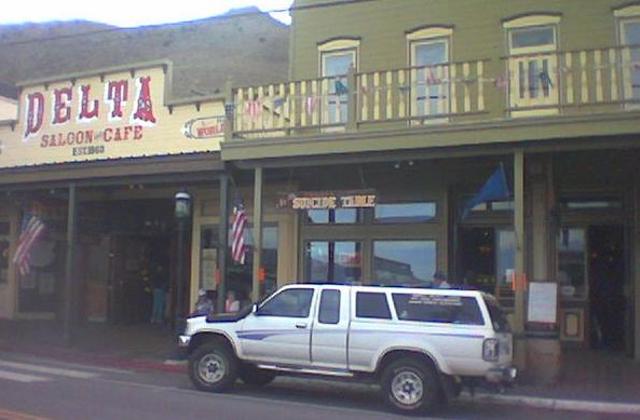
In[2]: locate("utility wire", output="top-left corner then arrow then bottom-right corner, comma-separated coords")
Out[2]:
0,0 -> 380,48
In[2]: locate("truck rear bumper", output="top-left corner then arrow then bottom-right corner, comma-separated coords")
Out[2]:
485,366 -> 517,383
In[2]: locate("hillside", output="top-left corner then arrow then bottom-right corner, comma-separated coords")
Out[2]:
0,7 -> 290,99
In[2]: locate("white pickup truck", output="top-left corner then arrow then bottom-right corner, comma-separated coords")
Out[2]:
179,283 -> 516,414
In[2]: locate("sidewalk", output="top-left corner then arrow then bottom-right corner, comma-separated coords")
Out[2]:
1,320 -> 639,415
0,320 -> 184,373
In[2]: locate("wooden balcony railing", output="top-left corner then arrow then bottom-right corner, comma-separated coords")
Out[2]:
231,45 -> 640,138
504,44 -> 640,113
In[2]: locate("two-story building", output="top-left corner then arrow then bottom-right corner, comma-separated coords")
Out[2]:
215,0 -> 640,373
0,1 -> 639,378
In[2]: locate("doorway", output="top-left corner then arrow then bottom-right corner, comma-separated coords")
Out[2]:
588,225 -> 626,352
458,226 -> 515,294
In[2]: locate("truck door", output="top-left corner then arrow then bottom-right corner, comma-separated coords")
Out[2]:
239,287 -> 315,366
311,288 -> 349,370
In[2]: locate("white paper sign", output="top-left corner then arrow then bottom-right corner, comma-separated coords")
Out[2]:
527,282 -> 558,324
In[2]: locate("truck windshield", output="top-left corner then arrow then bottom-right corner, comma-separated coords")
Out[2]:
484,296 -> 511,333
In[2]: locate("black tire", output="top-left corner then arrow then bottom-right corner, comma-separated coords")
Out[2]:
380,358 -> 442,415
189,341 -> 238,392
239,364 -> 277,387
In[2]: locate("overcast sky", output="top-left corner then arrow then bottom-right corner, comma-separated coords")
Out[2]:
0,0 -> 294,27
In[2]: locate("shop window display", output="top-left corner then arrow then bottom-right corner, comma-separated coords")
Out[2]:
305,241 -> 362,284
200,224 -> 278,303
373,240 -> 435,286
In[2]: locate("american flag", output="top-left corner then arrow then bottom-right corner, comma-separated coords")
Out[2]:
13,212 -> 46,276
231,204 -> 247,265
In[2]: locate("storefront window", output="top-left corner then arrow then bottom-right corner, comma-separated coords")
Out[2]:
305,209 -> 359,224
305,241 -> 362,284
564,199 -> 622,210
557,228 -> 587,298
199,227 -> 219,292
200,224 -> 279,302
496,229 -> 515,287
373,240 -> 436,286
374,202 -> 436,223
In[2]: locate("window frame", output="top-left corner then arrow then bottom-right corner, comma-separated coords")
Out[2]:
354,291 -> 393,320
391,292 -> 486,326
507,25 -> 557,55
303,239 -> 364,284
503,14 -> 561,116
256,287 -> 315,318
372,239 -> 438,286
320,48 -> 358,79
373,200 -> 438,224
318,289 -> 341,325
406,26 -> 452,123
617,15 -> 640,106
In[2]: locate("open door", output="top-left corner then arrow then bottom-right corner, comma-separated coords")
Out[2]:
588,226 -> 626,352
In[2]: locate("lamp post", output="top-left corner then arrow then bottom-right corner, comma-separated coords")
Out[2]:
174,190 -> 191,341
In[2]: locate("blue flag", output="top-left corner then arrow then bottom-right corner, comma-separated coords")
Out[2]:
461,164 -> 510,219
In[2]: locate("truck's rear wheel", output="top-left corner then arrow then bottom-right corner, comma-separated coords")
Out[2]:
381,358 -> 441,414
189,342 -> 238,392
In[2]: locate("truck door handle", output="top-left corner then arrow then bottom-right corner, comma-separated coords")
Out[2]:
295,323 -> 307,329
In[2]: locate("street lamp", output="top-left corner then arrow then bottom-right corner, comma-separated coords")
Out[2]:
175,191 -> 192,219
174,190 -> 191,345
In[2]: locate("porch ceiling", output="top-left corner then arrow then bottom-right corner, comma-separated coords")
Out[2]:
222,111 -> 640,168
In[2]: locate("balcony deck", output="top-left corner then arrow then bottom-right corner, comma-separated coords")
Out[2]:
230,45 -> 639,141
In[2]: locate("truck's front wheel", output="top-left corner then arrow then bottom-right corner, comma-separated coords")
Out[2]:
189,342 -> 238,392
381,358 -> 441,414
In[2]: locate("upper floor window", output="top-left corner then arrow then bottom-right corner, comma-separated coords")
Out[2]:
318,38 -> 359,125
503,14 -> 561,115
509,26 -> 555,50
615,5 -> 640,103
407,26 -> 452,121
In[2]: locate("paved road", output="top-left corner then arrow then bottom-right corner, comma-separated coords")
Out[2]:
0,352 -> 632,420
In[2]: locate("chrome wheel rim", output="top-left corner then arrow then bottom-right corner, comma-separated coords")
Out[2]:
391,370 -> 424,406
197,353 -> 226,384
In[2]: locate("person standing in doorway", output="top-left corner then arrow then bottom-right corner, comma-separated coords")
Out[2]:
432,271 -> 451,289
225,290 -> 240,313
150,265 -> 169,324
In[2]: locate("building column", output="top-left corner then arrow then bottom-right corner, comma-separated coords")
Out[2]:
529,156 -> 553,282
513,151 -> 527,369
252,167 -> 263,302
635,178 -> 640,360
514,151 -> 526,333
63,183 -> 77,346
217,174 -> 229,313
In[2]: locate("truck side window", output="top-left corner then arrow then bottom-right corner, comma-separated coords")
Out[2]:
392,294 -> 484,325
258,288 -> 314,318
318,289 -> 341,324
356,292 -> 392,319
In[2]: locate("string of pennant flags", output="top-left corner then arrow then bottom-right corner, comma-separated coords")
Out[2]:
235,60 -> 640,120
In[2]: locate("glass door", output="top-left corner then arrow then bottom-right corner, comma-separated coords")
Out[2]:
411,39 -> 450,121
507,25 -> 559,113
321,50 -> 355,125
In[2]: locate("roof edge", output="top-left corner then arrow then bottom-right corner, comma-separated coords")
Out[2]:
16,59 -> 174,88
